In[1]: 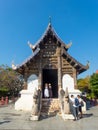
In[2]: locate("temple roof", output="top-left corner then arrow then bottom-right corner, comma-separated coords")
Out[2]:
61,48 -> 89,74
12,22 -> 89,75
28,22 -> 72,52
12,47 -> 40,70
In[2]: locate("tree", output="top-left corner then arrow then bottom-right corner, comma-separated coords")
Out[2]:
90,73 -> 98,98
77,76 -> 90,93
0,64 -> 24,97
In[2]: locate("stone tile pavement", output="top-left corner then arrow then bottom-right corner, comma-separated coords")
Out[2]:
0,103 -> 98,130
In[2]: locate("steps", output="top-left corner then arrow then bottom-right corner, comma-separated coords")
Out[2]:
41,98 -> 60,115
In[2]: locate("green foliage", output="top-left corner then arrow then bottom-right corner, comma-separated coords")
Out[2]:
78,73 -> 98,98
90,73 -> 98,98
77,76 -> 90,92
0,87 -> 9,91
0,86 -> 9,97
0,64 -> 23,97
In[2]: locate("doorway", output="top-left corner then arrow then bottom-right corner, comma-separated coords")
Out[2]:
42,69 -> 58,98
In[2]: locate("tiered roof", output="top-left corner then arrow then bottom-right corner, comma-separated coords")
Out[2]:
12,22 -> 89,74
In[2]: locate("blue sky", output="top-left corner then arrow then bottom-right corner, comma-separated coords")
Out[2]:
0,0 -> 98,78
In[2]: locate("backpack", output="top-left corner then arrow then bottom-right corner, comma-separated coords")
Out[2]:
81,100 -> 84,107
75,98 -> 79,106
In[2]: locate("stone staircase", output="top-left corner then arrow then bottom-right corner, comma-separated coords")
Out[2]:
41,98 -> 60,116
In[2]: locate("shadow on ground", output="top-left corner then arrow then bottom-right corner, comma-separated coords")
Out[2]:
39,114 -> 56,121
0,120 -> 11,125
83,113 -> 93,118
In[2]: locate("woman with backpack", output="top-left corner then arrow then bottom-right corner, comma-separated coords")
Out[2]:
77,95 -> 84,118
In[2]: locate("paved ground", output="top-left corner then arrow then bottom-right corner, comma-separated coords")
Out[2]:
0,103 -> 98,130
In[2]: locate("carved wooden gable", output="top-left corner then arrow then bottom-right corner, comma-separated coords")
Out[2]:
13,22 -> 89,78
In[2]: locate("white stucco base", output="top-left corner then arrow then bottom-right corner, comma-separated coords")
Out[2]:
30,112 -> 40,121
68,89 -> 82,98
30,115 -> 39,121
15,90 -> 33,111
15,74 -> 38,111
62,113 -> 74,120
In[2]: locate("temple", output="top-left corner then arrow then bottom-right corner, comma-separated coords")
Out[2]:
13,22 -> 89,119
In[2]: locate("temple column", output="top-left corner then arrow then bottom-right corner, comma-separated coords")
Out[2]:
38,69 -> 42,90
38,58 -> 42,90
57,47 -> 62,90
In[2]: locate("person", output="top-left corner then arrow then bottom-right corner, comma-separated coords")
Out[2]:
77,95 -> 84,118
70,95 -> 79,121
48,83 -> 53,98
44,83 -> 49,98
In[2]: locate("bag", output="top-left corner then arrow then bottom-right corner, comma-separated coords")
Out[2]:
81,101 -> 84,107
75,98 -> 79,106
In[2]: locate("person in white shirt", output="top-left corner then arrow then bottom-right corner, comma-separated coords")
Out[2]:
44,83 -> 49,98
70,95 -> 79,121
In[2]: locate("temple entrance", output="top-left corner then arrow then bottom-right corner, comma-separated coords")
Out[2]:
42,69 -> 58,98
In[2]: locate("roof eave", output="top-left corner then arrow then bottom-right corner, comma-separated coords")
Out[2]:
12,48 -> 40,71
62,48 -> 89,74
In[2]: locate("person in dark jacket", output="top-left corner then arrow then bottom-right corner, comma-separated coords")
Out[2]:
70,95 -> 79,121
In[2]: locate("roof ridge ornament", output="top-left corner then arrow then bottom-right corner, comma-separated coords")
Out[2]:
48,16 -> 52,27
28,41 -> 36,52
11,61 -> 17,70
86,60 -> 90,68
66,41 -> 72,49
